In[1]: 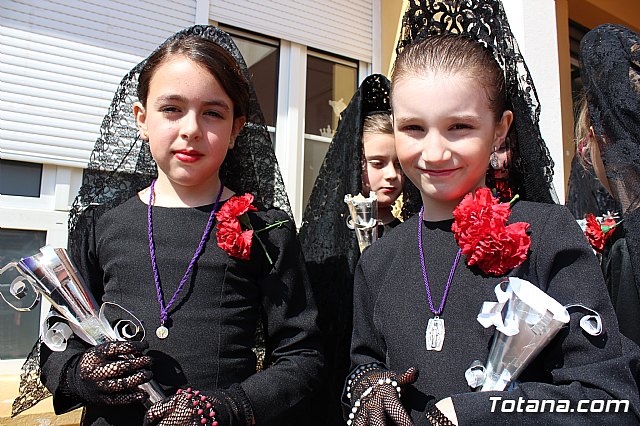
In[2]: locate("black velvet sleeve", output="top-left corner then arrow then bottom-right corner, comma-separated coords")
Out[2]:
39,207 -> 101,414
603,228 -> 640,346
451,204 -> 640,424
238,209 -> 325,424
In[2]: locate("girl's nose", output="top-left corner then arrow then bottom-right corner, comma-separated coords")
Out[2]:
384,163 -> 398,180
181,112 -> 202,141
421,132 -> 449,163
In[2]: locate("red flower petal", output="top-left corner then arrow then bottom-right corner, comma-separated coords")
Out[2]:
215,193 -> 258,260
452,187 -> 530,276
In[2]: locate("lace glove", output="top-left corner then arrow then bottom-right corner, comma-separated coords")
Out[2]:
63,340 -> 153,406
425,405 -> 456,426
345,363 -> 419,426
144,384 -> 254,426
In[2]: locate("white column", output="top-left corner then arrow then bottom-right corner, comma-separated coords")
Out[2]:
195,0 -> 210,24
371,0 -> 383,75
502,0 -> 565,203
274,41 -> 307,224
54,166 -> 71,212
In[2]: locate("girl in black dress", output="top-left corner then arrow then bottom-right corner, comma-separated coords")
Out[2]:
39,25 -> 323,426
344,1 -> 640,425
576,24 -> 640,347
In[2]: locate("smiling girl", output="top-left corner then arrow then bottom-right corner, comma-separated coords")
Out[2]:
343,1 -> 640,425
39,26 -> 323,426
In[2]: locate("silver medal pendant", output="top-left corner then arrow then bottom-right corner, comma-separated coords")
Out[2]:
156,325 -> 169,339
425,316 -> 445,351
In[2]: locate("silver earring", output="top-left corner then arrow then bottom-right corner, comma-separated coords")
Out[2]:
490,146 -> 500,169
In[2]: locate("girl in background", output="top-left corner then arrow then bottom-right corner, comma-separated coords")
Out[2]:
577,23 -> 640,346
299,74 -> 418,425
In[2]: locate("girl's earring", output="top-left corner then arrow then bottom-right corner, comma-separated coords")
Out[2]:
141,129 -> 148,140
490,146 -> 500,169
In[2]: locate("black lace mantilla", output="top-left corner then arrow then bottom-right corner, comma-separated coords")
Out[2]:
11,338 -> 51,417
68,25 -> 291,240
396,0 -> 557,204
580,24 -> 640,215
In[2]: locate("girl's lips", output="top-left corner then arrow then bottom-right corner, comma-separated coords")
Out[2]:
174,151 -> 203,163
421,168 -> 458,177
379,187 -> 399,194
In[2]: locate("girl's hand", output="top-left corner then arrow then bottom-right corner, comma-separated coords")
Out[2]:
144,386 -> 252,426
68,340 -> 152,405
347,367 -> 418,426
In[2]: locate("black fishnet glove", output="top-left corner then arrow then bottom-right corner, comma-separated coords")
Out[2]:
64,340 -> 152,406
346,367 -> 418,426
144,384 -> 254,426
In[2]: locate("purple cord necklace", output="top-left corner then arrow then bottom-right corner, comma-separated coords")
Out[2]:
418,205 -> 462,351
148,179 -> 225,339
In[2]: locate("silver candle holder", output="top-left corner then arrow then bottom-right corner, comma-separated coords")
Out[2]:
344,192 -> 379,253
0,245 -> 165,404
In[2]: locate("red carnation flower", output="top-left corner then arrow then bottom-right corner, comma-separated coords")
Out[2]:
215,193 -> 257,223
215,193 -> 288,264
584,213 -> 617,252
452,187 -> 531,276
216,219 -> 253,260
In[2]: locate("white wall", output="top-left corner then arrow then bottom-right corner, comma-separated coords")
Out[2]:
502,0 -> 565,203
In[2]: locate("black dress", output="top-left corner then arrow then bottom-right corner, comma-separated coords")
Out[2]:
602,224 -> 640,346
350,201 -> 640,425
40,196 -> 324,425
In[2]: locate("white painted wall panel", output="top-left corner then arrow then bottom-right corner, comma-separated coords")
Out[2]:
0,0 -> 197,167
210,0 -> 372,62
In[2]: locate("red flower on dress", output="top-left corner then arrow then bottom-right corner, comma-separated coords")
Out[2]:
452,187 -> 531,276
215,193 -> 287,264
216,218 -> 254,260
584,213 -> 618,253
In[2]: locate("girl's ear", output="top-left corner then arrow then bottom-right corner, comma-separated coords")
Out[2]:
229,116 -> 246,149
133,101 -> 148,139
494,110 -> 513,146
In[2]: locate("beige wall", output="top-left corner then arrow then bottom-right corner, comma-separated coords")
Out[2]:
556,0 -> 639,197
569,0 -> 640,32
380,0 -> 407,77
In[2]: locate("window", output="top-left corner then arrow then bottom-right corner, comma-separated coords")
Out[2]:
569,20 -> 589,98
0,160 -> 42,197
0,229 -> 47,359
303,52 -> 358,208
227,29 -> 280,130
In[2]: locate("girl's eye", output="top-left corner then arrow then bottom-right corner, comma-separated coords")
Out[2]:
205,110 -> 223,118
402,124 -> 424,132
450,123 -> 472,130
367,160 -> 384,168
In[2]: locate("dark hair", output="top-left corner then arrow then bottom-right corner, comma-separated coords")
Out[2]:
137,35 -> 250,118
391,34 -> 506,121
363,112 -> 393,136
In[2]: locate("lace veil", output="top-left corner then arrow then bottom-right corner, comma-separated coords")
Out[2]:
12,24 -> 288,417
68,25 -> 291,242
396,0 -> 558,204
299,73 -> 420,273
580,23 -> 640,291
